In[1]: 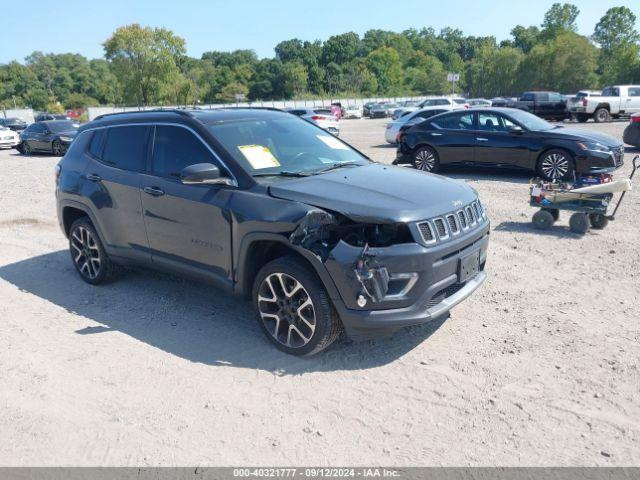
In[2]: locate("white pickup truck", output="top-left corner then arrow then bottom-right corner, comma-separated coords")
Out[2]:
568,85 -> 640,123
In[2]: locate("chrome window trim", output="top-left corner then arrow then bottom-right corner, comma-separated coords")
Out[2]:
79,122 -> 238,187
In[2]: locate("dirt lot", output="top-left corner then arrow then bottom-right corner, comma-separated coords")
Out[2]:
0,118 -> 638,466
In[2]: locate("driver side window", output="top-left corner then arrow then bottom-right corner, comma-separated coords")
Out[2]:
152,125 -> 219,178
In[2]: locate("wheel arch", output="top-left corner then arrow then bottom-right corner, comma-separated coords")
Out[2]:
235,233 -> 341,302
59,200 -> 104,241
595,103 -> 611,112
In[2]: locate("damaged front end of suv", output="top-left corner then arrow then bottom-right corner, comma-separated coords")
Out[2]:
239,162 -> 490,344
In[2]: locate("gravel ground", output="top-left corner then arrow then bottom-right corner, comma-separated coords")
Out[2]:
0,118 -> 638,466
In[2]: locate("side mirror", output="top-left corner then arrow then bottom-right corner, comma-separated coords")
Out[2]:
180,163 -> 234,186
508,125 -> 524,134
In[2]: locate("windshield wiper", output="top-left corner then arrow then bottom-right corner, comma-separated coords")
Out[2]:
308,161 -> 363,175
252,171 -> 311,178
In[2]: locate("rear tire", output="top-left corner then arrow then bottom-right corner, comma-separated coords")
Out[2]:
589,213 -> 609,229
569,213 -> 589,235
253,256 -> 342,356
533,209 -> 554,230
413,146 -> 440,173
69,217 -> 116,285
594,108 -> 610,123
577,114 -> 588,123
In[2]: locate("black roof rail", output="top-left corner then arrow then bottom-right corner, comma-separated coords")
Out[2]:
93,108 -> 194,122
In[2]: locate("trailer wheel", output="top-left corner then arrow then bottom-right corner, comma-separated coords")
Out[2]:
542,208 -> 559,222
569,213 -> 589,234
589,213 -> 609,230
533,209 -> 554,230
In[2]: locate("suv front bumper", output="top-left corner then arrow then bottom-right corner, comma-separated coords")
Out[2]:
326,221 -> 490,341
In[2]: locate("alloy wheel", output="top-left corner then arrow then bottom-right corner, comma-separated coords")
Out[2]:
70,226 -> 102,280
257,272 -> 316,349
52,141 -> 63,156
540,153 -> 569,180
415,149 -> 436,172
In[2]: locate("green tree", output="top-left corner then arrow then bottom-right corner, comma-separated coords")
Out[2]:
593,6 -> 640,50
541,3 -> 580,40
518,32 -> 598,93
103,24 -> 186,106
281,62 -> 308,98
510,25 -> 541,53
321,32 -> 360,65
366,46 -> 403,93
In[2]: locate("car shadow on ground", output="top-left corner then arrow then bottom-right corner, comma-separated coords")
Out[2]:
0,250 -> 447,374
495,220 -> 588,238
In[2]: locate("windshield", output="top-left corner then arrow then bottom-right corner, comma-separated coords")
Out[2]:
207,115 -> 368,177
505,109 -> 555,131
47,120 -> 78,133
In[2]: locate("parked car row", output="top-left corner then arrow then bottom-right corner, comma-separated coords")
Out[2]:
0,113 -> 81,155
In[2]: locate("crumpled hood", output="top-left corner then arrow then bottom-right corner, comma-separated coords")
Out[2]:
544,127 -> 621,147
268,163 -> 478,223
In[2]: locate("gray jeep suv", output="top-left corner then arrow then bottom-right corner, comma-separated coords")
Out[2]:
55,108 -> 489,356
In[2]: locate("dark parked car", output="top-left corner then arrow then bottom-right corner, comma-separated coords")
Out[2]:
368,104 -> 388,119
395,108 -> 624,181
0,117 -> 28,132
514,91 -> 568,121
623,113 -> 640,147
55,108 -> 489,356
35,113 -> 72,122
20,120 -> 79,156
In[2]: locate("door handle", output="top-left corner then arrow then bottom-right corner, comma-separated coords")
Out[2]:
143,186 -> 165,197
431,133 -> 443,136
86,173 -> 102,182
476,137 -> 489,142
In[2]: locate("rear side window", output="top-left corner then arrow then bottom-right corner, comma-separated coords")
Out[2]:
88,129 -> 106,159
431,112 -> 475,130
152,125 -> 217,178
521,93 -> 534,101
102,126 -> 150,171
628,87 -> 640,97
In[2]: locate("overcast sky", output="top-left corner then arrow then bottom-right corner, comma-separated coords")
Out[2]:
1,0 -> 638,63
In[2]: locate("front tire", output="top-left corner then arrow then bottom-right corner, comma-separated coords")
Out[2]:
533,209 -> 554,230
22,141 -> 32,156
253,256 -> 342,356
569,213 -> 589,235
413,146 -> 440,173
537,149 -> 575,181
69,217 -> 115,285
52,140 -> 64,156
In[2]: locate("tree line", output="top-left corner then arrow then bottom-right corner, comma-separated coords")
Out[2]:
1,3 -> 639,112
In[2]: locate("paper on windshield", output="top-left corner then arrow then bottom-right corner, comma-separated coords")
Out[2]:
238,145 -> 281,169
317,135 -> 349,150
